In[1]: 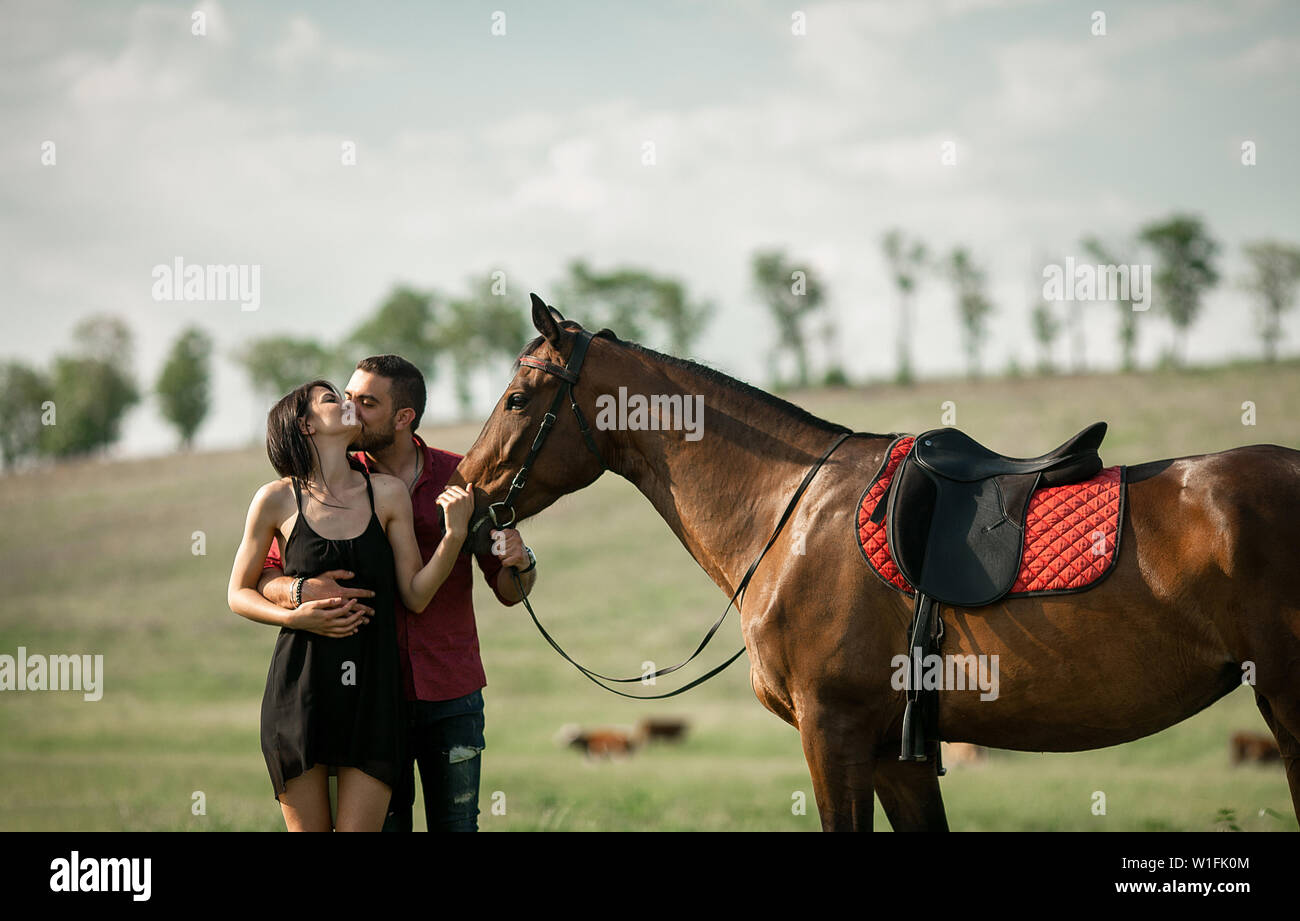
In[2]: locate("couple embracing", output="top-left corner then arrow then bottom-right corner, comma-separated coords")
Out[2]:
227,355 -> 537,831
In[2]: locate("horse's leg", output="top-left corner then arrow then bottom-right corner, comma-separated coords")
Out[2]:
1254,692 -> 1300,825
872,746 -> 950,832
797,702 -> 876,831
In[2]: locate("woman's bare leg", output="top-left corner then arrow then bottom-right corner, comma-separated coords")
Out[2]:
335,767 -> 391,832
279,764 -> 331,832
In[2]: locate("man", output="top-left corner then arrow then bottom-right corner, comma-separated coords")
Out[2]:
258,354 -> 537,832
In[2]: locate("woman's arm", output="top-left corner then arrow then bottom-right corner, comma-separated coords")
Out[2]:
228,482 -> 301,627
227,482 -> 369,637
377,475 -> 475,612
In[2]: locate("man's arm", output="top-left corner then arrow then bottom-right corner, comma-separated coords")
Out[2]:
258,538 -> 375,620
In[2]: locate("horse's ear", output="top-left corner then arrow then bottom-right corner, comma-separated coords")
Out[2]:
530,293 -> 565,347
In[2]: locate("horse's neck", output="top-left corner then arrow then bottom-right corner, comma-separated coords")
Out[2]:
604,358 -> 840,598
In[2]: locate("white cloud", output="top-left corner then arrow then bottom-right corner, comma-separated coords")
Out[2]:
268,15 -> 384,75
67,4 -> 211,106
1221,35 -> 1300,77
980,37 -> 1113,134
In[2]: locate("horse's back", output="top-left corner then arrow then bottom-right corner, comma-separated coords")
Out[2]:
1128,442 -> 1300,583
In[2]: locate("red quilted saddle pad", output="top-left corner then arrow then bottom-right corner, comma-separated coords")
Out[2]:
856,436 -> 1125,598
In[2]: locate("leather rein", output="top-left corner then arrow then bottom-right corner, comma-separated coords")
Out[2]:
474,327 -> 857,700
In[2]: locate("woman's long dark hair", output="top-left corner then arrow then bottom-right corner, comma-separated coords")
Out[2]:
266,379 -> 339,487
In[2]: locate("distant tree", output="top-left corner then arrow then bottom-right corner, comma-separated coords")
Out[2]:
0,361 -> 52,470
752,249 -> 825,388
557,261 -> 712,355
1241,240 -> 1300,362
348,285 -> 442,381
818,314 -> 848,387
40,315 -> 140,459
236,336 -> 339,400
1030,301 -> 1060,375
649,276 -> 713,356
945,248 -> 994,379
70,314 -> 134,368
439,275 -> 530,416
41,357 -> 139,458
558,260 -> 646,342
156,326 -> 213,450
821,363 -> 850,387
1081,236 -> 1141,371
1138,215 -> 1220,365
881,229 -> 928,385
1064,302 -> 1087,373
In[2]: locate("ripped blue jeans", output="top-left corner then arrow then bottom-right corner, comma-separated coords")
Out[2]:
383,690 -> 485,833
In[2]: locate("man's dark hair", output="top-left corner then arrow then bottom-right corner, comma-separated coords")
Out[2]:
356,355 -> 427,429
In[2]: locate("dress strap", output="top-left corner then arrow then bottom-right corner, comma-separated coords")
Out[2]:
360,467 -> 376,515
291,476 -> 303,513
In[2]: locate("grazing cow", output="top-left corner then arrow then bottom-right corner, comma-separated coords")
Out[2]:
554,724 -> 640,758
638,717 -> 689,743
1231,731 -> 1281,765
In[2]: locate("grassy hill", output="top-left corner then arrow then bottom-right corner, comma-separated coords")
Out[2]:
2,361 -> 1298,831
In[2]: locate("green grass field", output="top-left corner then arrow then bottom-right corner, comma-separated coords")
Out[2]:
2,361 -> 1298,831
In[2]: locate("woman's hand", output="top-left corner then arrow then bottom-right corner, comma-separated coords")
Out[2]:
436,482 -> 475,539
287,597 -> 370,637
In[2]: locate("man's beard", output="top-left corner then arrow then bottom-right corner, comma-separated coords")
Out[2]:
350,419 -> 397,453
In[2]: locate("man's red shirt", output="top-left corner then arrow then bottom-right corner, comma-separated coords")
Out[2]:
264,433 -> 509,702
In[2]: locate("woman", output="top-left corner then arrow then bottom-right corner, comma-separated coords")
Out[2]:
227,379 -> 474,831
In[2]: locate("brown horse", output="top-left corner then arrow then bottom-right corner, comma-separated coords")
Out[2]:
451,296 -> 1300,831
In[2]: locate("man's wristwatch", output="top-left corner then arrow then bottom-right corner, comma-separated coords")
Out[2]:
518,546 -> 537,574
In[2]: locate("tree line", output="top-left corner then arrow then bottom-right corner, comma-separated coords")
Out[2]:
233,263 -> 713,416
0,317 -> 213,470
2,213 -> 1297,470
876,215 -> 1300,384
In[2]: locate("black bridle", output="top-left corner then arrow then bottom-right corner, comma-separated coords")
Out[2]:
475,326 -> 857,700
470,327 -> 608,535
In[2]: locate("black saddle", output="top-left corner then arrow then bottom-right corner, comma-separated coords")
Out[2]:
875,421 -> 1108,765
913,422 -> 1107,483
883,421 -> 1106,607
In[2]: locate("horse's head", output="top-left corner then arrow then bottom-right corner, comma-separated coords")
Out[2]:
453,293 -> 616,556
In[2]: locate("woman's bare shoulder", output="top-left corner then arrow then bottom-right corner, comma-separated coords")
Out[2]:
250,478 -> 296,519
368,472 -> 407,499
368,472 -> 413,517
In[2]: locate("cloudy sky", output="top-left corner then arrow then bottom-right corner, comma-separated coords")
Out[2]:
3,0 -> 1298,456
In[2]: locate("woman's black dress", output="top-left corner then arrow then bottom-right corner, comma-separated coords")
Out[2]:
260,467 -> 404,800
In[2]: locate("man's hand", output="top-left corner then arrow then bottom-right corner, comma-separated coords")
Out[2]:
288,597 -> 371,637
261,567 -> 375,622
489,529 -> 529,570
301,569 -> 376,615
489,528 -> 536,604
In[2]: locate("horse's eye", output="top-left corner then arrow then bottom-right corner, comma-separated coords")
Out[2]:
507,393 -> 528,410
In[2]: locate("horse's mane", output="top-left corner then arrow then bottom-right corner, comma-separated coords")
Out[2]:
515,323 -> 852,436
